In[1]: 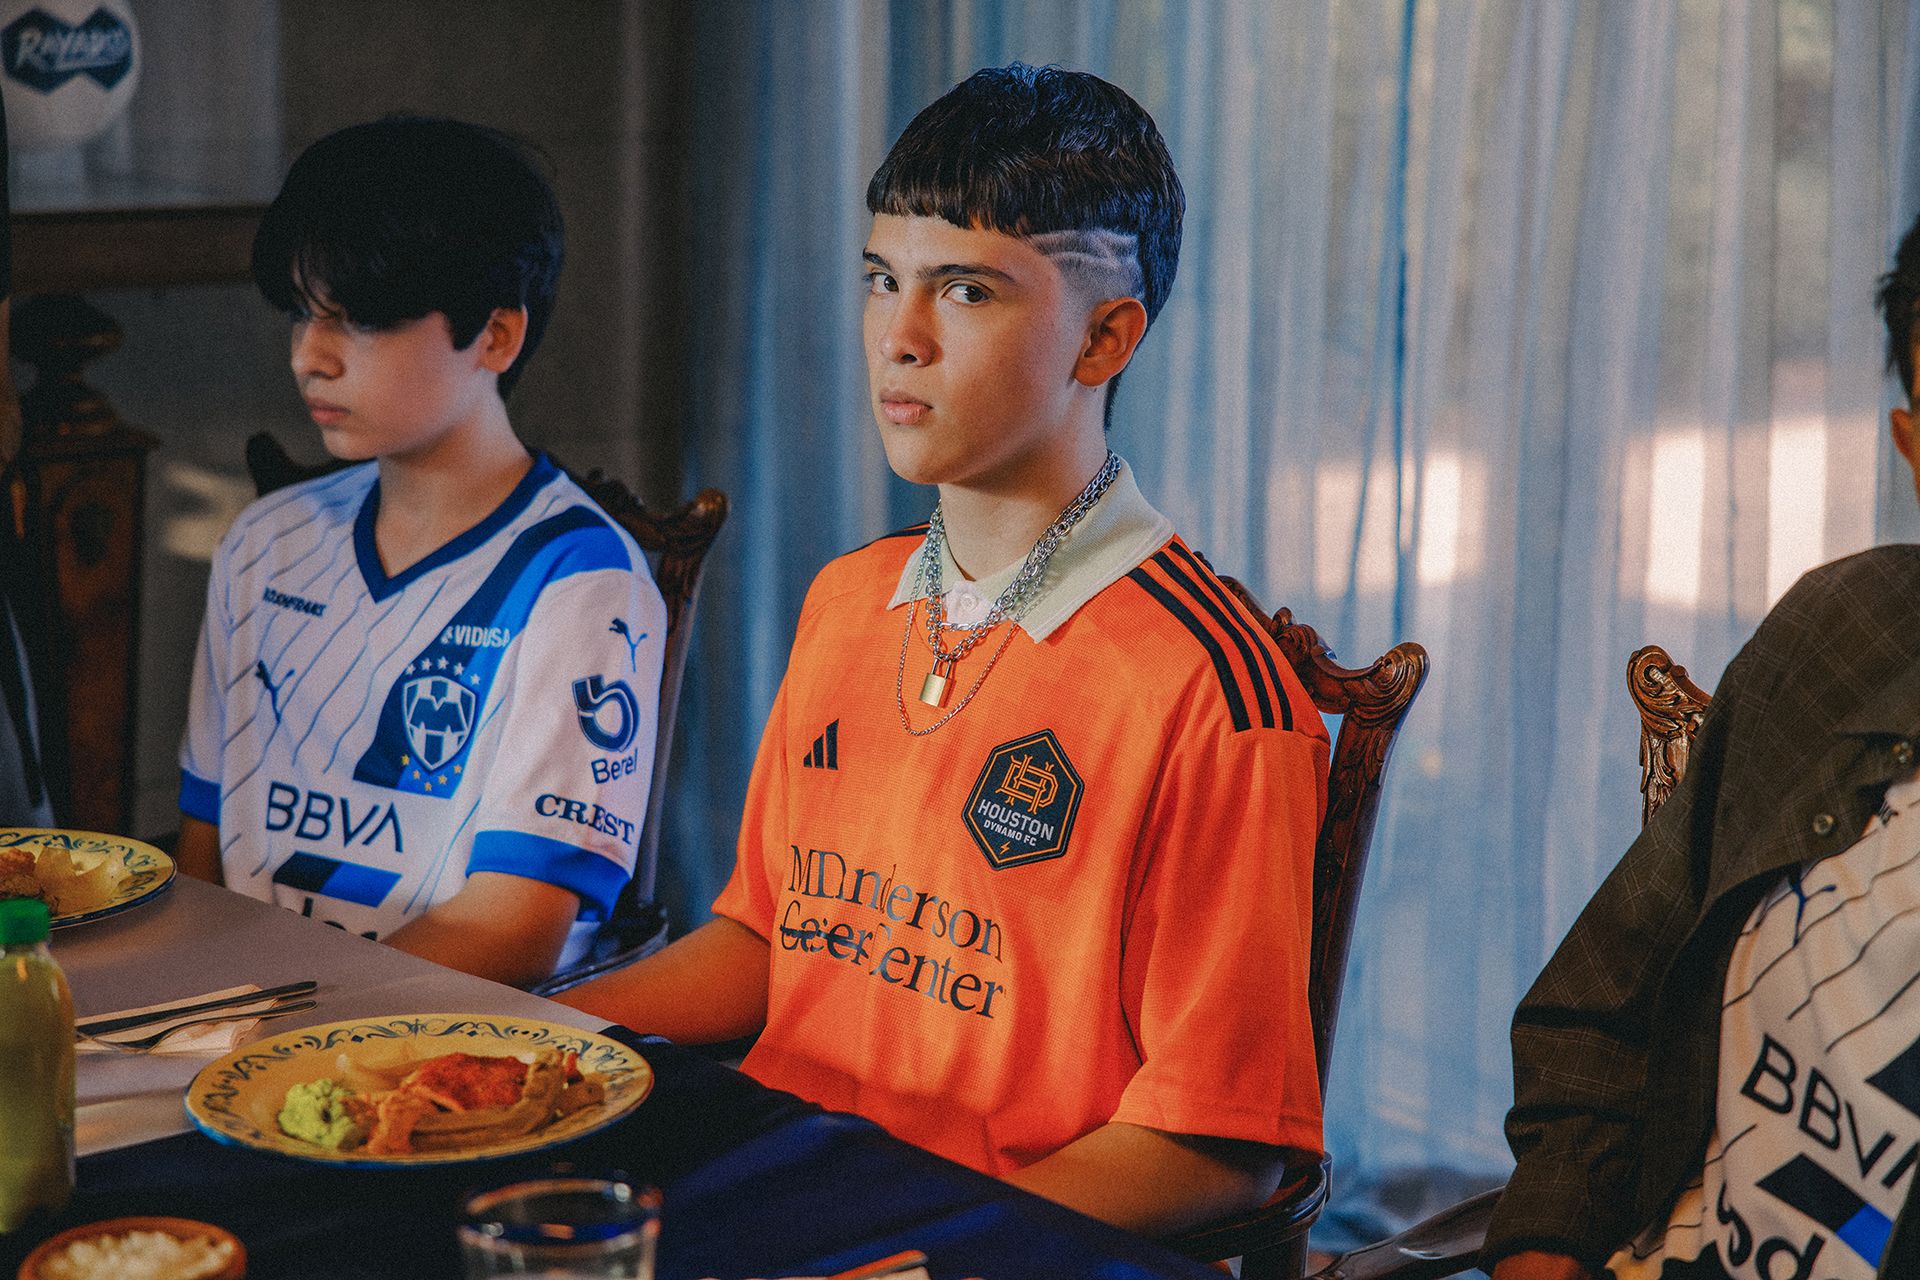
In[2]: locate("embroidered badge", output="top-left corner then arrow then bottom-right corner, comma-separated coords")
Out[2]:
965,730 -> 1082,870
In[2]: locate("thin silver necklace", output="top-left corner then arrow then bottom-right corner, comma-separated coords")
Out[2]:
896,451 -> 1121,735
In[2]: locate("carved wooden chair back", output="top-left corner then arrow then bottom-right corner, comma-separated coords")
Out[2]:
243,433 -> 729,981
1218,580 -> 1430,1088
1627,644 -> 1713,827
1272,644 -> 1717,1280
1170,582 -> 1427,1278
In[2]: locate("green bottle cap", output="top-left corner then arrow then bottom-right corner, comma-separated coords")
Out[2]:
0,897 -> 52,945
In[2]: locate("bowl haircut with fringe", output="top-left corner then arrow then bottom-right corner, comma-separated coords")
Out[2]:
866,63 -> 1185,425
252,115 -> 564,400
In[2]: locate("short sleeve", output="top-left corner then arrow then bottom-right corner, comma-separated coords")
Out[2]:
1111,721 -> 1328,1152
178,537 -> 235,822
466,564 -> 666,920
710,670 -> 793,941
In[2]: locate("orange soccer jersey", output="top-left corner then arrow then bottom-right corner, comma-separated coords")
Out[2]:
713,517 -> 1329,1176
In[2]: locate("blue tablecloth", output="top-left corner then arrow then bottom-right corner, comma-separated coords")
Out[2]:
0,1030 -> 1220,1279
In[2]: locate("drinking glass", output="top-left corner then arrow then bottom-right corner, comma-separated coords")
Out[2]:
458,1176 -> 659,1279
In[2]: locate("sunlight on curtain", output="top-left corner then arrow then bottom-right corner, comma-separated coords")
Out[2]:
653,0 -> 1920,1244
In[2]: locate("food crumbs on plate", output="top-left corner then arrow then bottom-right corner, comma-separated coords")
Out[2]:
276,1078 -> 364,1150
0,843 -> 128,917
38,1229 -> 235,1280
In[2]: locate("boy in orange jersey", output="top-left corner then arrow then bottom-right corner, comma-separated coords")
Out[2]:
560,64 -> 1330,1235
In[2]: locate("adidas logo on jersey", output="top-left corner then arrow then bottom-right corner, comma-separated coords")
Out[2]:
802,720 -> 839,771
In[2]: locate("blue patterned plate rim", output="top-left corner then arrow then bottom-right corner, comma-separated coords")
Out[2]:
182,1012 -> 653,1168
0,827 -> 177,929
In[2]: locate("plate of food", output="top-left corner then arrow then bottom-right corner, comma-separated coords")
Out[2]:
0,828 -> 175,928
184,1013 -> 653,1167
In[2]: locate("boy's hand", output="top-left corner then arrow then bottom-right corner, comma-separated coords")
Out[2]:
552,915 -> 771,1045
383,870 -> 580,986
1003,1122 -> 1293,1236
176,816 -> 225,886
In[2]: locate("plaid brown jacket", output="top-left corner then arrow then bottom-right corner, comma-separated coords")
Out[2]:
1484,545 -> 1920,1275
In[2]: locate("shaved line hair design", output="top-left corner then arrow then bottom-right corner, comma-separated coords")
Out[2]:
1027,228 -> 1146,308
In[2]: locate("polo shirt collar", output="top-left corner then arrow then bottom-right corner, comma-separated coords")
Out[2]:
886,456 -> 1173,642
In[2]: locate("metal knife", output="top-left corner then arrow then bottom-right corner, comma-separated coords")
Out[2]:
75,979 -> 319,1037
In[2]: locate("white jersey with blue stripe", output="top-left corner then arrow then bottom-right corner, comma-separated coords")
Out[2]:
179,454 -> 665,968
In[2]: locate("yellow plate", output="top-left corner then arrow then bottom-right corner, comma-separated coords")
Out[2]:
0,827 -> 176,928
184,1013 -> 654,1167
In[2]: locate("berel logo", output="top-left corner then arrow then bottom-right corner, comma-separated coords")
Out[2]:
591,750 -> 639,785
573,675 -> 640,753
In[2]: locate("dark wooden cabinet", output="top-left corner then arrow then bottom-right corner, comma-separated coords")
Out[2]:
8,205 -> 261,832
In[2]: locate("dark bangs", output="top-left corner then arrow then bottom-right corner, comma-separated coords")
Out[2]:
866,64 -> 1184,324
1880,216 -> 1920,399
252,117 -> 563,397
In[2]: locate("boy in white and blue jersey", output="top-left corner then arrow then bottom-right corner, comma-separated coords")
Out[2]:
178,118 -> 665,985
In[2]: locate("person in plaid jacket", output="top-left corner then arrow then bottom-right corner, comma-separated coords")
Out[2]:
1487,218 -> 1920,1280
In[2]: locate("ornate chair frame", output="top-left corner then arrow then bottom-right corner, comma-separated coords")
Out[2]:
1294,645 -> 1715,1280
1170,584 -> 1429,1279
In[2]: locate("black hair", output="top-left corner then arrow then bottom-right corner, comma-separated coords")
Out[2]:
867,64 -> 1184,421
252,115 -> 563,399
1878,212 -> 1920,402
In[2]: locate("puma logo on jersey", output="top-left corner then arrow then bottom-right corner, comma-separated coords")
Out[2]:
254,661 -> 294,724
609,617 -> 648,672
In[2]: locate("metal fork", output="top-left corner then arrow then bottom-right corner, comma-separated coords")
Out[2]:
77,999 -> 319,1053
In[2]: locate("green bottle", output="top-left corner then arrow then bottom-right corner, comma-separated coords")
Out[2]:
0,898 -> 74,1233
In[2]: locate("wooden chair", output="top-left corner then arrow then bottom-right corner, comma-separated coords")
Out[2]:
1627,645 -> 1712,827
242,432 -> 729,994
1293,645 -> 1716,1280
1169,584 -> 1429,1279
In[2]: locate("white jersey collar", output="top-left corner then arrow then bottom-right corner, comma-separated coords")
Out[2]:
886,457 -> 1173,642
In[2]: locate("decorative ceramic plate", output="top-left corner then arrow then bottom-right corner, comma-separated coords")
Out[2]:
0,827 -> 176,928
184,1013 -> 654,1167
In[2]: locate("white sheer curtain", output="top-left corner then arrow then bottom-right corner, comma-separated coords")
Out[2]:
650,0 -> 1920,1236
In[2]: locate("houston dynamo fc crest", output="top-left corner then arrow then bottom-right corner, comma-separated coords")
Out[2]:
965,730 -> 1083,870
402,674 -> 475,771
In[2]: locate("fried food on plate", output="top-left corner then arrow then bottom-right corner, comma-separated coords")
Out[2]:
276,1048 -> 606,1155
0,842 -> 127,916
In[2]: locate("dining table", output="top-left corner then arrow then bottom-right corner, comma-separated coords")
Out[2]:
1,873 -> 1227,1279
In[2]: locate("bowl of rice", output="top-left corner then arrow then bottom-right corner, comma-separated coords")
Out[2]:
17,1216 -> 244,1280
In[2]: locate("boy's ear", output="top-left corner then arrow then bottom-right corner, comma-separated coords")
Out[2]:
1893,404 -> 1918,472
476,306 -> 530,376
1072,296 -> 1149,389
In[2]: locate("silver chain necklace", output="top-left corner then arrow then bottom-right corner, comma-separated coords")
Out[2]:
896,451 -> 1121,735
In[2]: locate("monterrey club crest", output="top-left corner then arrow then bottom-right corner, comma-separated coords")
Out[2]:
965,730 -> 1083,870
402,674 -> 475,771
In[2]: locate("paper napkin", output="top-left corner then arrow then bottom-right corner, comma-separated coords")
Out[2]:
76,984 -> 277,1055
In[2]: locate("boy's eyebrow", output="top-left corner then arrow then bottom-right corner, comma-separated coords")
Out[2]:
863,250 -> 1020,286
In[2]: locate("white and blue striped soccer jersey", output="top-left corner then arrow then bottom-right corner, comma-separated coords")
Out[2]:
179,454 -> 666,968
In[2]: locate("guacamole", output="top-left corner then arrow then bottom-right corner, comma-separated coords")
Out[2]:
277,1078 -> 363,1150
